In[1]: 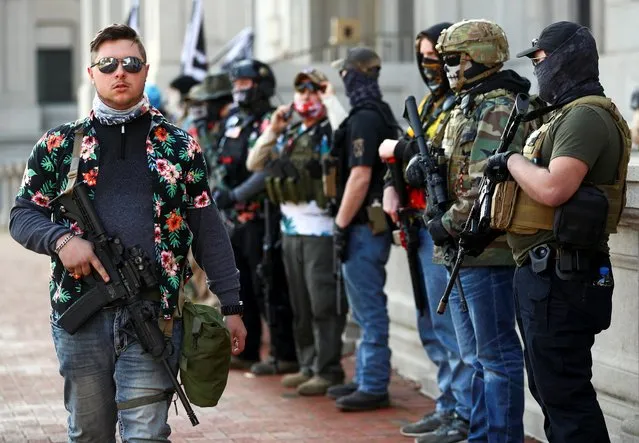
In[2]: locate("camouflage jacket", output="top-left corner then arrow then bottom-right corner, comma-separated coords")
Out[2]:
436,88 -> 528,266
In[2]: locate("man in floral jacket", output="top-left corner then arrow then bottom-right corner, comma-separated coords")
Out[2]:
9,24 -> 245,442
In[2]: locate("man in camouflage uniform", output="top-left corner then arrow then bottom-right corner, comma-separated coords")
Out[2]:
211,59 -> 298,373
407,20 -> 530,442
378,23 -> 473,441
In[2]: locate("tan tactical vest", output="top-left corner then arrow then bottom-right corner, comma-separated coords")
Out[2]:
491,96 -> 632,235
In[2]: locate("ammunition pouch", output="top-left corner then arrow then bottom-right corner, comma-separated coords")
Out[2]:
265,157 -> 332,209
554,185 -> 608,249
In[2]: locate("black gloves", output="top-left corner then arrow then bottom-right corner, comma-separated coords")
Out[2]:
405,154 -> 428,189
333,222 -> 349,267
213,188 -> 236,210
426,215 -> 454,247
485,151 -> 516,183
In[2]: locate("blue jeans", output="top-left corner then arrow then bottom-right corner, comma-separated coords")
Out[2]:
417,229 -> 473,421
448,266 -> 524,443
51,303 -> 183,443
342,224 -> 392,395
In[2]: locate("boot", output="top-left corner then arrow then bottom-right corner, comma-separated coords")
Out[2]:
281,371 -> 312,388
250,358 -> 299,376
401,410 -> 453,437
335,390 -> 390,412
297,376 -> 336,396
326,382 -> 359,399
415,415 -> 469,443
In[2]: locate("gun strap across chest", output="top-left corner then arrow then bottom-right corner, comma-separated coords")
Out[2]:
62,129 -> 85,195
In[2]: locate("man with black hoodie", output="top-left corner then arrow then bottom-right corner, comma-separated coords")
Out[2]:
378,23 -> 473,441
407,19 -> 532,442
486,21 -> 631,443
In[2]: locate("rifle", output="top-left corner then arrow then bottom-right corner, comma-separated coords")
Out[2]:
385,142 -> 426,316
256,199 -> 278,329
404,95 -> 467,314
439,93 -> 530,313
52,183 -> 199,426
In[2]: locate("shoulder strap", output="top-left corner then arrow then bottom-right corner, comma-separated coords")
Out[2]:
62,128 -> 84,195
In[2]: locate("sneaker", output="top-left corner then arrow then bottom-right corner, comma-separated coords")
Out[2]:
229,356 -> 258,370
326,382 -> 359,399
401,410 -> 453,437
414,416 -> 469,443
250,358 -> 299,376
281,371 -> 312,388
335,390 -> 390,412
297,376 -> 337,396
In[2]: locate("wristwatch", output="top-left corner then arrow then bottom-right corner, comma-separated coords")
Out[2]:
221,301 -> 244,317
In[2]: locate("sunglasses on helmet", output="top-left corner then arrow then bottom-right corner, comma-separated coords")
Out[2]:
295,81 -> 320,93
91,56 -> 145,74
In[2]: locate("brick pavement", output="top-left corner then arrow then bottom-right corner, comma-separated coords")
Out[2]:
0,233 -> 538,442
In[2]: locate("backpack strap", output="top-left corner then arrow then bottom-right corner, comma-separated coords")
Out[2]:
62,128 -> 85,195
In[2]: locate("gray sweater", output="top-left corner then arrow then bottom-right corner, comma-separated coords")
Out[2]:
10,114 -> 240,306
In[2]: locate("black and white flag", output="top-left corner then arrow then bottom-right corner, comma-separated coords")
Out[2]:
181,0 -> 208,82
220,27 -> 254,71
125,0 -> 140,34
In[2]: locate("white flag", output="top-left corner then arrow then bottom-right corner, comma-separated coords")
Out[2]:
125,0 -> 140,34
181,0 -> 208,82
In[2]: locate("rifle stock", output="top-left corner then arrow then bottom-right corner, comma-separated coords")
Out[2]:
52,183 -> 199,426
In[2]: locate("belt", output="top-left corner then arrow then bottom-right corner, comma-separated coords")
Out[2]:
527,244 -> 599,280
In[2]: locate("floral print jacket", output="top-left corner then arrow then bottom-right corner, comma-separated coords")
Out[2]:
17,108 -> 212,318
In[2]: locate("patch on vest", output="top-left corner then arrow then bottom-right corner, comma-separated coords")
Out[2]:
352,138 -> 365,158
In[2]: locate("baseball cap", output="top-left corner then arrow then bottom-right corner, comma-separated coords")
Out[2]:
516,21 -> 583,58
331,47 -> 381,74
294,68 -> 328,86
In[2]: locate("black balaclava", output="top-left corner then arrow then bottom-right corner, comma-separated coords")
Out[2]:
343,69 -> 382,108
416,22 -> 452,95
534,26 -> 604,105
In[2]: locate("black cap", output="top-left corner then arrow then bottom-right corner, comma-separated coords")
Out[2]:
331,47 -> 381,74
169,75 -> 200,95
516,21 -> 583,58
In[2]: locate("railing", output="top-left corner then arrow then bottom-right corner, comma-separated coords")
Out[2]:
0,162 -> 25,230
268,33 -> 416,65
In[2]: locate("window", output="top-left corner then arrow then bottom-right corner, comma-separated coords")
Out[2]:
37,49 -> 73,103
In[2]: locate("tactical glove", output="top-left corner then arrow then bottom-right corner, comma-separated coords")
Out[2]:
405,154 -> 428,189
426,215 -> 454,247
213,188 -> 236,210
333,222 -> 349,265
485,151 -> 515,183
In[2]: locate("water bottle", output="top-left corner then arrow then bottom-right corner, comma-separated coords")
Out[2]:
595,266 -> 614,287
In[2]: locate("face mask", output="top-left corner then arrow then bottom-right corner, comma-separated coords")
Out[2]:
421,58 -> 444,92
232,86 -> 258,108
188,104 -> 207,121
293,95 -> 325,119
444,62 -> 464,90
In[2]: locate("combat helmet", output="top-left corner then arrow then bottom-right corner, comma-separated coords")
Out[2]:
187,72 -> 233,102
436,19 -> 509,66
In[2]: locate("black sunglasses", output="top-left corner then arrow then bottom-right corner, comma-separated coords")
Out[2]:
295,81 -> 320,93
442,54 -> 462,67
91,56 -> 145,74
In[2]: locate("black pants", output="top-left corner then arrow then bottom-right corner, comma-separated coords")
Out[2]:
514,260 -> 613,443
231,218 -> 297,363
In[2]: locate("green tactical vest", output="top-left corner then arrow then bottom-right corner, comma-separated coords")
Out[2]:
265,119 -> 331,208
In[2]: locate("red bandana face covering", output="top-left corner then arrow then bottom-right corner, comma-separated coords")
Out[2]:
293,96 -> 325,119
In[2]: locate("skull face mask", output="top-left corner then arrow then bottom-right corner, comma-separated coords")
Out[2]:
443,53 -> 467,90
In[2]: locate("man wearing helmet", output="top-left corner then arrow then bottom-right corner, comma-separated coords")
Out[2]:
406,19 -> 531,442
246,68 -> 349,396
211,59 -> 298,375
485,21 -> 631,443
327,47 -> 399,412
378,23 -> 474,441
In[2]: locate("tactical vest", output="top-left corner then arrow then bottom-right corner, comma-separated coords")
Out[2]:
491,96 -> 631,235
264,119 -> 332,208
